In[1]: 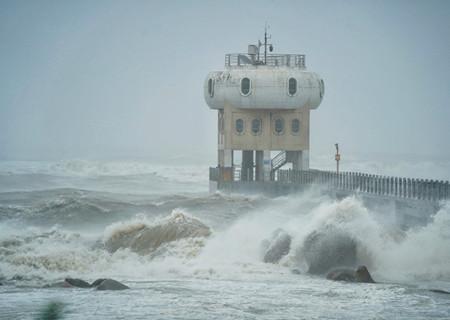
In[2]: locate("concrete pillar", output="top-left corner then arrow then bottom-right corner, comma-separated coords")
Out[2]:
217,149 -> 234,182
241,150 -> 254,181
255,151 -> 263,181
263,150 -> 272,181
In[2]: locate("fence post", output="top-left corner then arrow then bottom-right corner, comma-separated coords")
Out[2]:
406,178 -> 411,199
444,181 -> 450,199
431,180 -> 436,201
439,180 -> 445,200
371,174 -> 374,193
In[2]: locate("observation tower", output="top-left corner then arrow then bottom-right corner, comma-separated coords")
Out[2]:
205,31 -> 324,191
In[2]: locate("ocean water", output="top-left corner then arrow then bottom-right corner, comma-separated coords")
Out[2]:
0,160 -> 449,320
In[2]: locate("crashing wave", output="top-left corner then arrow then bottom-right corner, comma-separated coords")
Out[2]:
103,211 -> 211,255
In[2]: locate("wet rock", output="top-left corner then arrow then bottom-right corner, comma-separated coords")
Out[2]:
302,227 -> 357,275
326,265 -> 375,283
95,279 -> 129,291
262,229 -> 291,264
91,278 -> 107,287
46,278 -> 129,290
104,212 -> 211,255
429,289 -> 450,295
64,278 -> 91,288
355,265 -> 375,283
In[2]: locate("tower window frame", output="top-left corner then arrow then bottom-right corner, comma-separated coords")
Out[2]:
319,79 -> 325,99
208,78 -> 214,97
291,118 -> 300,135
288,77 -> 297,96
274,117 -> 285,135
251,118 -> 262,135
235,118 -> 244,135
240,77 -> 251,96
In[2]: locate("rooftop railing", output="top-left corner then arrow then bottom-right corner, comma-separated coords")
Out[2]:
209,167 -> 450,202
225,53 -> 306,68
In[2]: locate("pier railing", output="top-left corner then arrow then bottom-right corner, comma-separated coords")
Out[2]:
209,167 -> 450,201
276,169 -> 450,201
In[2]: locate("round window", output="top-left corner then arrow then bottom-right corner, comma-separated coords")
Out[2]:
288,77 -> 297,96
235,119 -> 244,134
208,78 -> 214,97
319,79 -> 325,99
274,118 -> 284,135
241,78 -> 251,95
251,119 -> 262,135
291,119 -> 300,134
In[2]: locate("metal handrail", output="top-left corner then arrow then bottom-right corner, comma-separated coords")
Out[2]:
225,53 -> 306,68
271,151 -> 287,171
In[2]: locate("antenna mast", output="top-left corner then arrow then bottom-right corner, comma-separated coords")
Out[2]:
264,24 -> 268,64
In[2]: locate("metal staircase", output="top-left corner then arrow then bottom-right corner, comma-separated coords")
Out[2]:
271,151 -> 287,173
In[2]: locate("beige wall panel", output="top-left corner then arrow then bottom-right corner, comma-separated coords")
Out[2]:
224,103 -> 310,151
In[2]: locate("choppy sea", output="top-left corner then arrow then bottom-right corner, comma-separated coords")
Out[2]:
0,159 -> 449,320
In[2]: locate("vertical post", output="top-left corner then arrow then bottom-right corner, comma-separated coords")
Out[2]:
417,179 -> 422,200
444,181 -> 450,199
407,178 -> 411,198
335,143 -> 340,175
394,177 -> 398,197
439,180 -> 444,200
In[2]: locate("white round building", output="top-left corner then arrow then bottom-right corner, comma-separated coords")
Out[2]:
205,39 -> 324,186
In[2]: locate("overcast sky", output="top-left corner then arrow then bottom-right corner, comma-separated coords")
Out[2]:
0,0 -> 449,163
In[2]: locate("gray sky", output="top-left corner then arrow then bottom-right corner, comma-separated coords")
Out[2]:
0,0 -> 449,163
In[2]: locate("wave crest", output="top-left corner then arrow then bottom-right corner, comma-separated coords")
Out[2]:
103,211 -> 211,255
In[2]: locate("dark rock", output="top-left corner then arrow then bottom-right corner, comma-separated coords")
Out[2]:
326,265 -> 375,283
91,278 -> 107,287
355,265 -> 375,283
429,289 -> 450,295
64,278 -> 91,288
95,279 -> 129,291
302,227 -> 357,274
262,229 -> 291,264
291,269 -> 301,275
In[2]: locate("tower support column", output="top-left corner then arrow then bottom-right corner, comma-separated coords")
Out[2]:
263,150 -> 272,181
241,150 -> 254,181
255,151 -> 264,181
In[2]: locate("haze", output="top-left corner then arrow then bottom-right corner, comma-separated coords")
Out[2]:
1,0 -> 449,164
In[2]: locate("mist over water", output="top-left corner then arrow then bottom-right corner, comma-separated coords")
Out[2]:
0,160 -> 449,319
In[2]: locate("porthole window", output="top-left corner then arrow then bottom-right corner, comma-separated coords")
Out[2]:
319,79 -> 325,99
251,118 -> 262,135
274,118 -> 284,135
288,77 -> 297,96
291,119 -> 300,134
235,119 -> 244,134
241,77 -> 251,96
208,78 -> 214,97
